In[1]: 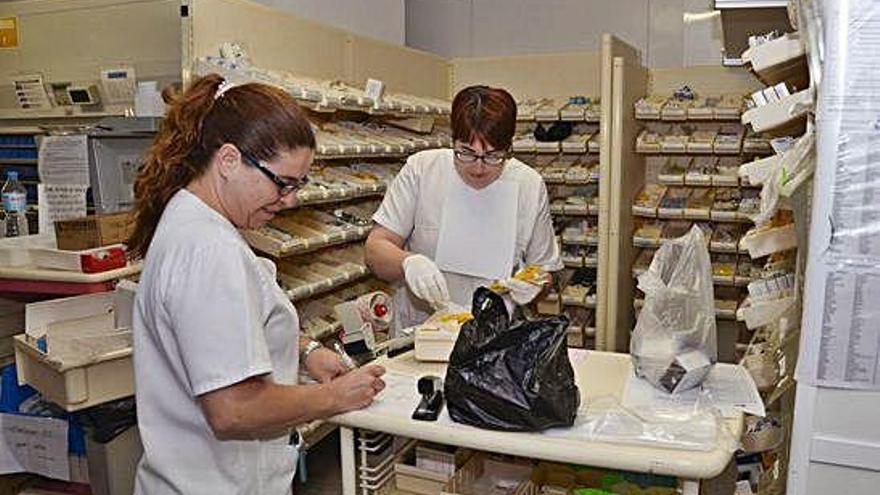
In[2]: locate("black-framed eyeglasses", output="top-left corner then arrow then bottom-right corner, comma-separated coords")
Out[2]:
241,152 -> 309,196
453,145 -> 509,167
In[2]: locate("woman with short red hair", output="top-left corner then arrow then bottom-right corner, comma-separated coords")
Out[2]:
366,85 -> 562,331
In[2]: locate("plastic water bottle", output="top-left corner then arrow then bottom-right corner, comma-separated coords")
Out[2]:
2,171 -> 29,237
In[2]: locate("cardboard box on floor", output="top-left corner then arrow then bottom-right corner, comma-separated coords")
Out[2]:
54,212 -> 134,251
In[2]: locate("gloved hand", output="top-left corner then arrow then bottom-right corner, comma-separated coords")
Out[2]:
402,254 -> 450,308
504,278 -> 545,305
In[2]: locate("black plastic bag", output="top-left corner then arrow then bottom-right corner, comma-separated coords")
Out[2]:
534,121 -> 574,142
74,397 -> 137,443
444,288 -> 579,431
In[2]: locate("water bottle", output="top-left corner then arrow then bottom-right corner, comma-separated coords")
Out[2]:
2,171 -> 29,237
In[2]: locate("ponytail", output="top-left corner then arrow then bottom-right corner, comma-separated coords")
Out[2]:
128,74 -> 316,259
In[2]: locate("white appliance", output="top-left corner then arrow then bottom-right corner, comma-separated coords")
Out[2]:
86,117 -> 159,213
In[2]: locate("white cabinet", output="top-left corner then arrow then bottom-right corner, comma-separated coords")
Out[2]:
788,384 -> 880,495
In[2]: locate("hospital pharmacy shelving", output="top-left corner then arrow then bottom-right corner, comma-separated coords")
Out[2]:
199,59 -> 451,314
517,115 -> 602,350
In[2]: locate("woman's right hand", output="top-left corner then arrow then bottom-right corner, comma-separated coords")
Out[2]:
330,364 -> 387,413
402,254 -> 450,308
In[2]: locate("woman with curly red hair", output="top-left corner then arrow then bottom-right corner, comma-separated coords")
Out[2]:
130,74 -> 385,494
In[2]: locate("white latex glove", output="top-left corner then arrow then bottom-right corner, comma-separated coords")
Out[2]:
504,278 -> 544,305
402,254 -> 450,308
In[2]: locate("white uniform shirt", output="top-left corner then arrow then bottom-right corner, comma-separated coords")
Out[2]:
133,189 -> 300,495
373,149 -> 562,330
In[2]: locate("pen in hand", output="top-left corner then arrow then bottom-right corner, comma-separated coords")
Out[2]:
332,341 -> 358,371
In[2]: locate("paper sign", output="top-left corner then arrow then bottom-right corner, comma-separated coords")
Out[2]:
37,184 -> 88,235
0,413 -> 70,480
0,17 -> 18,49
38,135 -> 90,186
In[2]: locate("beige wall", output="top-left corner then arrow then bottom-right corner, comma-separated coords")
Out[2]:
0,0 -> 180,83
187,0 -> 448,99
405,0 -> 730,68
252,0 -> 406,46
0,0 -> 181,117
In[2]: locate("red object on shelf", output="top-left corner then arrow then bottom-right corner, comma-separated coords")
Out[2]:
373,303 -> 388,318
80,246 -> 127,273
0,278 -> 118,295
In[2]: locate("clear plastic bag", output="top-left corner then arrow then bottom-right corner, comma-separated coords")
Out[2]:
574,396 -> 737,452
631,226 -> 717,393
739,128 -> 816,226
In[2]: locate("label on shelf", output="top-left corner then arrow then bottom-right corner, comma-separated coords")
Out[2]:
632,206 -> 658,217
657,207 -> 685,219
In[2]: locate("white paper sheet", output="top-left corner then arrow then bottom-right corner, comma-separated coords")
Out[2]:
810,269 -> 880,389
435,174 -> 518,280
623,364 -> 765,418
0,413 -> 69,480
367,371 -> 420,417
568,348 -> 590,364
38,135 -> 90,186
796,1 -> 880,390
37,184 -> 88,234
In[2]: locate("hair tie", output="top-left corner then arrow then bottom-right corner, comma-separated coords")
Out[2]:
214,79 -> 236,100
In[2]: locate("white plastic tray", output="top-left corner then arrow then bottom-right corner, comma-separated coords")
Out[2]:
741,89 -> 813,134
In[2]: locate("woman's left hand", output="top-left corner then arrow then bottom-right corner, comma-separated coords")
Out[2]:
304,348 -> 349,383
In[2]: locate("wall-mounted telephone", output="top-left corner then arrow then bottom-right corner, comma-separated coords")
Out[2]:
100,67 -> 137,104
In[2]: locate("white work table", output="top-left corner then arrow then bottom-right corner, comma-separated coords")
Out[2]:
331,350 -> 743,495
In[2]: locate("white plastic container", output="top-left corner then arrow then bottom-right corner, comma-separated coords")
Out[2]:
14,286 -> 135,411
414,328 -> 458,362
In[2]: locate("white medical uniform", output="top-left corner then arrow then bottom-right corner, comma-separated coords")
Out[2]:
133,189 -> 300,495
373,149 -> 563,331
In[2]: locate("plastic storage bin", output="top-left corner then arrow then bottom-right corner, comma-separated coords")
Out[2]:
86,425 -> 143,495
13,334 -> 133,412
13,287 -> 135,411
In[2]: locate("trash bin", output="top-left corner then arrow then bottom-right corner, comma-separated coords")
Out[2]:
76,398 -> 141,495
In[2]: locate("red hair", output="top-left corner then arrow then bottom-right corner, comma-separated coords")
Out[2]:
451,85 -> 517,151
128,73 -> 315,259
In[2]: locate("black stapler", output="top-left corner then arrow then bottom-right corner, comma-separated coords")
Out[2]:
412,376 -> 444,421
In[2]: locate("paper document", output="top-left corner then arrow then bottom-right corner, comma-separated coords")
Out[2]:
795,1 -> 880,390
568,348 -> 589,364
623,364 -> 765,418
37,184 -> 88,234
38,135 -> 90,186
366,370 -> 420,417
0,413 -> 69,480
811,270 -> 880,389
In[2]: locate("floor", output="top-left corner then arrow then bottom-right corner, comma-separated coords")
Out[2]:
293,430 -> 344,495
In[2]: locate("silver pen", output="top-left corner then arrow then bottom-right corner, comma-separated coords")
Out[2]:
332,341 -> 357,370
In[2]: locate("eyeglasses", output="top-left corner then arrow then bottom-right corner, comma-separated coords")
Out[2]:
453,146 -> 509,167
241,152 -> 309,196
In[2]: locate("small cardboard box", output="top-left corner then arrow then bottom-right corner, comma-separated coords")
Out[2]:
54,211 -> 134,251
